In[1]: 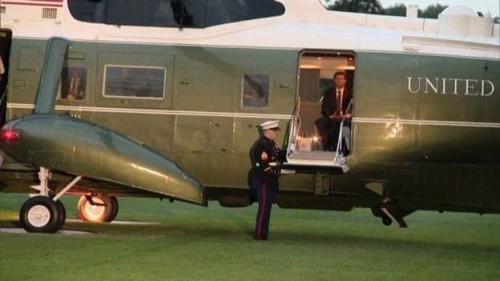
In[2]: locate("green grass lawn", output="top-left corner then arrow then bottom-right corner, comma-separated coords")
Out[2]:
1,193 -> 500,281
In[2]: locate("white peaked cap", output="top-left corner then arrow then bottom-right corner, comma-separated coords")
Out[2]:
260,120 -> 281,130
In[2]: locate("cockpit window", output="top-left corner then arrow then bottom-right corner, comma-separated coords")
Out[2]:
319,0 -> 331,10
68,0 -> 285,28
205,0 -> 285,27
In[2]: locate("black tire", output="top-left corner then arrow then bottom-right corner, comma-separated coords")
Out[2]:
54,200 -> 66,231
19,196 -> 61,233
77,195 -> 114,223
382,216 -> 392,226
105,196 -> 119,223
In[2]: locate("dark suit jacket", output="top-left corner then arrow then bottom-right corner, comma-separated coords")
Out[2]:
320,87 -> 353,118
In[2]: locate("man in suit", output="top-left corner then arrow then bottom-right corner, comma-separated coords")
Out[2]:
315,71 -> 352,153
62,67 -> 86,100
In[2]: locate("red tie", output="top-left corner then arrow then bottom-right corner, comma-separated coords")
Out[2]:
336,90 -> 343,115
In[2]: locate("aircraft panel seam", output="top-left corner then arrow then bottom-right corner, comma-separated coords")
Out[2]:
7,103 -> 292,120
8,103 -> 500,128
353,117 -> 500,128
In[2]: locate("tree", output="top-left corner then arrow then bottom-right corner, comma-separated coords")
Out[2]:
330,0 -> 385,15
418,4 -> 448,19
384,3 -> 406,17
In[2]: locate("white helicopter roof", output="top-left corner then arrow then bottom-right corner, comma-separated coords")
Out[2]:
1,0 -> 499,59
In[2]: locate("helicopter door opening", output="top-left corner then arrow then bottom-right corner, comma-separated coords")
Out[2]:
0,29 -> 12,126
285,51 -> 355,172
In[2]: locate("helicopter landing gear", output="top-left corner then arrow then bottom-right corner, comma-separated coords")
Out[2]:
77,194 -> 119,223
19,167 -> 82,233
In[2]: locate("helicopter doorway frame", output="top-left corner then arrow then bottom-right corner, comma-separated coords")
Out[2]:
284,50 -> 356,173
0,29 -> 12,126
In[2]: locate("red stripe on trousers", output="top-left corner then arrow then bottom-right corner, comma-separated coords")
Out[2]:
257,182 -> 267,239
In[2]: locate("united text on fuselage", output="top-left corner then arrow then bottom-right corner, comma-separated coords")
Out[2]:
407,77 -> 495,96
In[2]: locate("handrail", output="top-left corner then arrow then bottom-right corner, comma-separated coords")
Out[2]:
286,98 -> 301,157
333,100 -> 353,164
0,88 -> 6,126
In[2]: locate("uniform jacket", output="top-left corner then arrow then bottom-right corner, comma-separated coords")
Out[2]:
252,136 -> 285,182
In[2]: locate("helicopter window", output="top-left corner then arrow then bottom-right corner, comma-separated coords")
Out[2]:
68,0 -> 285,28
241,74 -> 269,107
204,0 -> 285,26
59,63 -> 87,101
103,65 -> 166,99
105,0 -> 163,26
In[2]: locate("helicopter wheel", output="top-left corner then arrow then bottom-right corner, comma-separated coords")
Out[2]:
19,196 -> 64,233
77,195 -> 118,223
382,215 -> 393,226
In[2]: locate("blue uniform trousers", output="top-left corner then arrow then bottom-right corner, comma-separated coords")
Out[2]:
254,176 -> 278,240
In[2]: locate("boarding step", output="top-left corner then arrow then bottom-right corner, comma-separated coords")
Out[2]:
288,151 -> 336,161
284,151 -> 349,173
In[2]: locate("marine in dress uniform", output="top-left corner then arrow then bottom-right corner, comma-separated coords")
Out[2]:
252,120 -> 285,240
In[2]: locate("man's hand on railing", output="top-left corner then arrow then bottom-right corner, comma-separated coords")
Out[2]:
329,113 -> 351,121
